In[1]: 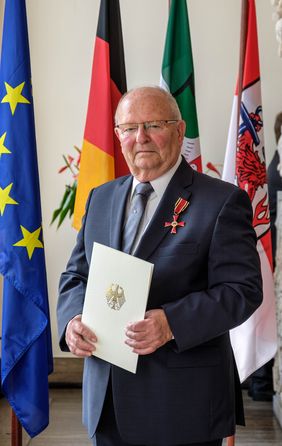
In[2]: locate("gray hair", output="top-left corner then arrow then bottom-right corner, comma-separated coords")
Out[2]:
114,85 -> 182,125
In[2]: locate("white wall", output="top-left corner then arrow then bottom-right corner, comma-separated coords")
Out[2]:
0,1 -> 281,356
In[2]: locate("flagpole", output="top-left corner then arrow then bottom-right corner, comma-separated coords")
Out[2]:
11,409 -> 22,446
237,0 -> 249,132
227,434 -> 235,446
227,4 -> 248,446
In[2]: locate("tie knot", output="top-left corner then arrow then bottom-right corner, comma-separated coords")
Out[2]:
135,182 -> 153,198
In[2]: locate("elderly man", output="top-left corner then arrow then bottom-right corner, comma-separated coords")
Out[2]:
57,86 -> 262,446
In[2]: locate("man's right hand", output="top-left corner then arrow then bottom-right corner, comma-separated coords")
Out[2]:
65,314 -> 97,357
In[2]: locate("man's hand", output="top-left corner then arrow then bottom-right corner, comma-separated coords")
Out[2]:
65,314 -> 97,357
125,309 -> 173,355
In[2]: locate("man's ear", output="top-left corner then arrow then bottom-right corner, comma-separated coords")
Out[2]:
114,127 -> 121,142
177,120 -> 186,143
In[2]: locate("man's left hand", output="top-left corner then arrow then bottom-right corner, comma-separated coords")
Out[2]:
125,309 -> 173,355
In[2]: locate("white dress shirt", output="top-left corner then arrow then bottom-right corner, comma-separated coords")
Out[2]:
126,155 -> 182,254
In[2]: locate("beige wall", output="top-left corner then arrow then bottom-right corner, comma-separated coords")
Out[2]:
0,1 -> 281,356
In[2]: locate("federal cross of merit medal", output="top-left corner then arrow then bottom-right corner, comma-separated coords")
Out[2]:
164,197 -> 189,234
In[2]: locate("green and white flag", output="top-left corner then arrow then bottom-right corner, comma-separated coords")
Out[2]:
160,0 -> 202,172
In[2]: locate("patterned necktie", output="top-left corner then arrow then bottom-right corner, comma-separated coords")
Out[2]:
122,182 -> 154,254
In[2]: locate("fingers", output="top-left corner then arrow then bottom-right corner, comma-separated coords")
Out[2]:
125,323 -> 153,354
66,310 -> 172,358
125,309 -> 173,355
66,314 -> 97,358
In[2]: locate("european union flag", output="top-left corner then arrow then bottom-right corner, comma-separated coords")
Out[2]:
0,0 -> 53,437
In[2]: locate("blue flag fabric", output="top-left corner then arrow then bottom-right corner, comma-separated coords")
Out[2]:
0,0 -> 53,437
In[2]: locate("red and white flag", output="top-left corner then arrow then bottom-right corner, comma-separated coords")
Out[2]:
222,0 -> 277,382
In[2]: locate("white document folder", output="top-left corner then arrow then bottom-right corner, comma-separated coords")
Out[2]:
82,242 -> 154,373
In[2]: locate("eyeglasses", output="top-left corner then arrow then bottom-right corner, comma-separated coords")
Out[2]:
115,120 -> 179,137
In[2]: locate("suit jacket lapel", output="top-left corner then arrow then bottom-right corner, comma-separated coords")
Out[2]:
110,175 -> 132,250
135,159 -> 193,260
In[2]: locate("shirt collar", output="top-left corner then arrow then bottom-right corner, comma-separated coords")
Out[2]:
132,155 -> 182,198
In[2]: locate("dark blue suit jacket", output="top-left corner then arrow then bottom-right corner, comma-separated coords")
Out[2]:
57,158 -> 262,444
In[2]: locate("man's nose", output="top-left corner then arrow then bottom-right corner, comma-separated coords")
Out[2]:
135,124 -> 150,143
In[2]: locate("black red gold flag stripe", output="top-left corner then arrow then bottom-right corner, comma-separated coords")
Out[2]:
73,0 -> 128,230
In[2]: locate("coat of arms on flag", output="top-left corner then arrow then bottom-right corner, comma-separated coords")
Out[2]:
222,0 -> 277,383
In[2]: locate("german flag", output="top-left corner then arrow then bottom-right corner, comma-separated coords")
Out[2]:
73,0 -> 128,230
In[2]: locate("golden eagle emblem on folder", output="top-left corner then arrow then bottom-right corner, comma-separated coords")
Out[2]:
106,283 -> 126,310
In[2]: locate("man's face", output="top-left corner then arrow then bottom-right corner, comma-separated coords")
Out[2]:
115,89 -> 185,181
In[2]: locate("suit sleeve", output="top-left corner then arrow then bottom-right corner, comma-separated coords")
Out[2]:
162,187 -> 263,353
56,190 -> 94,351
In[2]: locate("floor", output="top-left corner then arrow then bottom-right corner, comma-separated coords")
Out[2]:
0,389 -> 282,445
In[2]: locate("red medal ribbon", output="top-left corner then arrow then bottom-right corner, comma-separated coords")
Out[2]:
174,198 -> 189,215
164,197 -> 189,234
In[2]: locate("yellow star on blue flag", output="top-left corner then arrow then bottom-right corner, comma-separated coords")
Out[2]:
0,132 -> 11,157
0,183 -> 18,215
1,81 -> 30,115
13,225 -> 44,259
